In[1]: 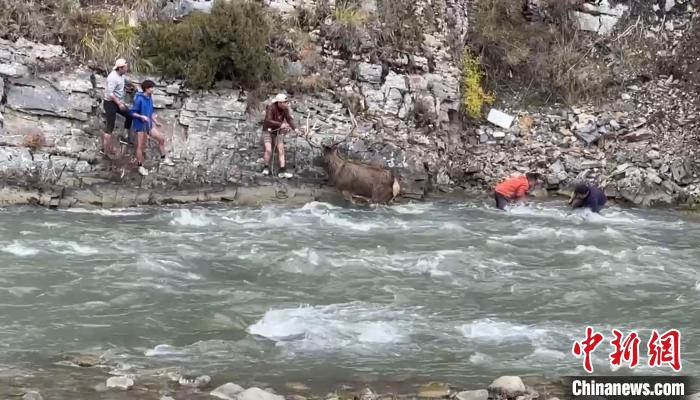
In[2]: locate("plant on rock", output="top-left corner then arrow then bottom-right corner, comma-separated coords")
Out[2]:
138,0 -> 281,89
459,48 -> 494,119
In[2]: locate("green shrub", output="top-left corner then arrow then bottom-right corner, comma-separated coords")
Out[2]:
459,48 -> 494,119
138,0 -> 281,89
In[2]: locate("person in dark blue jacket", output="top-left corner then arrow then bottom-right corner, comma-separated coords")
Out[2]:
569,183 -> 607,213
129,80 -> 174,176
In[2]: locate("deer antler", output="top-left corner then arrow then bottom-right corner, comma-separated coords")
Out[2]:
328,108 -> 358,148
302,112 -> 322,149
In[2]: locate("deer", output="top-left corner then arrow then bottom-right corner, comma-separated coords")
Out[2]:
302,110 -> 401,205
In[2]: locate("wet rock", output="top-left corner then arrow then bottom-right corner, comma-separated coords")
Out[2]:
358,387 -> 378,400
419,382 -> 450,398
106,376 -> 134,390
455,390 -> 488,400
22,391 -> 43,400
286,383 -> 311,393
211,382 -> 245,400
178,374 -> 211,388
237,387 -> 285,400
65,354 -> 101,367
488,376 -> 526,397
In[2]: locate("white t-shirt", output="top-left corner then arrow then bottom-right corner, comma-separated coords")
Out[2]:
104,70 -> 129,102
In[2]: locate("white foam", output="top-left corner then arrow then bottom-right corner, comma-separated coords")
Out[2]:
247,304 -> 410,351
144,344 -> 190,357
458,319 -> 549,344
390,203 -> 433,215
48,241 -> 99,255
301,201 -> 341,211
64,208 -> 145,216
170,209 -> 213,227
563,245 -> 612,256
2,241 -> 39,256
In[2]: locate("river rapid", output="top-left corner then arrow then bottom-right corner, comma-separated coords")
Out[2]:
0,200 -> 698,397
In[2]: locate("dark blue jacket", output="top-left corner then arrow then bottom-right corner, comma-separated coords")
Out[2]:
129,92 -> 154,132
573,185 -> 607,213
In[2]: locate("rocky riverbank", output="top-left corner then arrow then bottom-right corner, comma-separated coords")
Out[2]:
7,358 -> 570,400
1,1 -> 698,209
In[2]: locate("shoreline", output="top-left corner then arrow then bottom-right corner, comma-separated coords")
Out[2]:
0,180 -> 697,213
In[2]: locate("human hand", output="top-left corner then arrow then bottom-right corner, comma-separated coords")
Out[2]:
118,102 -> 127,111
140,115 -> 150,123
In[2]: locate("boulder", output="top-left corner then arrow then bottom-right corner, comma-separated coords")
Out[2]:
22,391 -> 43,400
211,382 -> 246,400
237,387 -> 285,400
356,62 -> 383,84
488,376 -> 526,397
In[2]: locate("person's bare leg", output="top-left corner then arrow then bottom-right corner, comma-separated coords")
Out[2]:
149,128 -> 167,157
102,133 -> 113,155
136,131 -> 146,166
277,141 -> 286,170
263,141 -> 272,173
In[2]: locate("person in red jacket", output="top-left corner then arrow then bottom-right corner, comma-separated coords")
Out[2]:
493,172 -> 540,210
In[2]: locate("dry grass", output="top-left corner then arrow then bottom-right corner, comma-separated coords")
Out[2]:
23,129 -> 46,151
62,10 -> 152,73
470,0 -> 613,105
288,74 -> 332,94
0,0 -> 78,42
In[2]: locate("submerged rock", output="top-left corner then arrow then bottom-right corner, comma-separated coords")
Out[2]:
22,391 -> 43,400
178,374 -> 211,388
106,376 -> 134,390
455,390 -> 488,400
488,376 -> 526,397
418,382 -> 451,398
211,383 -> 245,400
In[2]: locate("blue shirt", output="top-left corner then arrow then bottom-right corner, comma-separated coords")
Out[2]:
573,185 -> 607,213
129,92 -> 154,132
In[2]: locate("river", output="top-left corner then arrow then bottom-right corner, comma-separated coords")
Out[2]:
0,200 -> 698,398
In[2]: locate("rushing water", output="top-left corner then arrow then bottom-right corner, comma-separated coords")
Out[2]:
0,200 -> 698,396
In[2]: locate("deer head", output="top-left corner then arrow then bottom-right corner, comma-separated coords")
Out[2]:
302,108 -> 358,156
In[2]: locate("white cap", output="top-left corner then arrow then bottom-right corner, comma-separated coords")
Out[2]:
113,58 -> 128,70
273,93 -> 288,103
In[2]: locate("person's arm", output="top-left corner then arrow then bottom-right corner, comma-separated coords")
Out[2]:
107,78 -> 126,110
514,181 -> 529,200
285,109 -> 297,131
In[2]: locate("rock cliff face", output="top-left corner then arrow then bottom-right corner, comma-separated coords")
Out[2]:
0,0 -> 698,208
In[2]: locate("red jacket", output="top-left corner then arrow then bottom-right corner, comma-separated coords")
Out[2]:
263,103 -> 296,132
495,175 -> 530,199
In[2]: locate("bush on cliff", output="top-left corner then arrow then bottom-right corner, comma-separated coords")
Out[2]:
138,0 -> 281,89
459,48 -> 494,119
471,0 -> 613,104
0,0 -> 77,42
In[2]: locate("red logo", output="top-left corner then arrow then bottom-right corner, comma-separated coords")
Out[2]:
648,329 -> 682,372
572,326 -> 605,373
573,328 -> 682,373
609,329 -> 640,368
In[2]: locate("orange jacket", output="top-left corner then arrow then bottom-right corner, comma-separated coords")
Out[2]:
495,175 -> 530,199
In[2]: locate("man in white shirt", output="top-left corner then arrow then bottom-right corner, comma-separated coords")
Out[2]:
102,58 -> 134,157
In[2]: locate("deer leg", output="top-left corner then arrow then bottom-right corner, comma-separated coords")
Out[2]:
341,190 -> 355,205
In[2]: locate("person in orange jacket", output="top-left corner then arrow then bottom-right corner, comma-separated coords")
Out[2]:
493,172 -> 540,210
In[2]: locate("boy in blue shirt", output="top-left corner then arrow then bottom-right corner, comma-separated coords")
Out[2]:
129,80 -> 174,176
569,183 -> 607,213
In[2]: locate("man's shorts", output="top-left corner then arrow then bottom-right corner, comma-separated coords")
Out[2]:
103,100 -> 133,133
262,129 -> 287,146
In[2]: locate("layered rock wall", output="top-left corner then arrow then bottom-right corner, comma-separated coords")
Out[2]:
0,0 -> 698,208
